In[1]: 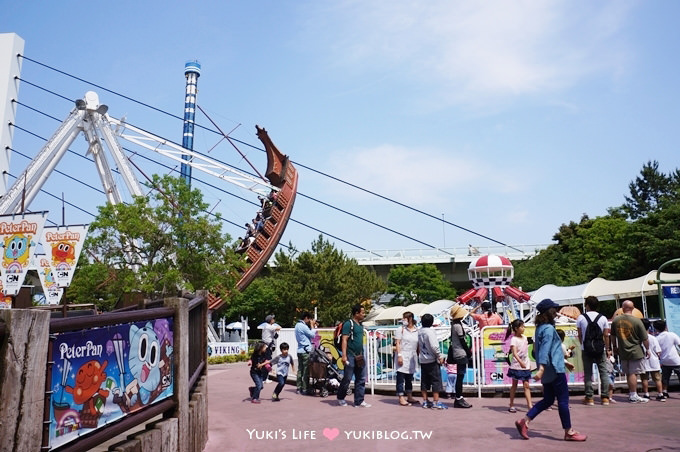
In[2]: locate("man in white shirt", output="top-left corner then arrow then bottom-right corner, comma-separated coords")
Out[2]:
576,296 -> 611,406
653,319 -> 680,399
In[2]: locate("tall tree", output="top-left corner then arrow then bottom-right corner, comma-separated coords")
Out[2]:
623,160 -> 678,219
386,263 -> 457,305
68,174 -> 241,309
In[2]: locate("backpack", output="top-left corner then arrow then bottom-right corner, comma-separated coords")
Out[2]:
583,313 -> 605,358
333,319 -> 354,351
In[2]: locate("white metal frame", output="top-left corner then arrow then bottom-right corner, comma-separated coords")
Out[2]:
0,90 -> 278,216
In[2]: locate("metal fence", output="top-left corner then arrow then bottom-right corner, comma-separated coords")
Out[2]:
275,325 -> 624,397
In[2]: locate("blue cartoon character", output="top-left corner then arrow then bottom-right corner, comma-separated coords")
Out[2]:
2,234 -> 34,272
122,322 -> 173,408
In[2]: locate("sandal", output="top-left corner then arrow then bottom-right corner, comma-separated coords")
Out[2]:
508,407 -> 517,413
399,400 -> 411,406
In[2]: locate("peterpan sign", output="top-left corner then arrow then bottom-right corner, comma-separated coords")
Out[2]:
48,318 -> 174,450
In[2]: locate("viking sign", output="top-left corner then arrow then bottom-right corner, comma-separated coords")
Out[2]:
0,212 -> 48,295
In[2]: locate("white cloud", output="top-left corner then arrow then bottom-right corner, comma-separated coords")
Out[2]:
300,0 -> 635,108
328,144 -> 528,207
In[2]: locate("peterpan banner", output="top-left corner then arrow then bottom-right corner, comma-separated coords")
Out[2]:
32,253 -> 64,305
0,212 -> 48,295
40,224 -> 89,288
49,318 -> 174,450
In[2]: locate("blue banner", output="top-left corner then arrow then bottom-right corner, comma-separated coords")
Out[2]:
663,285 -> 680,335
49,318 -> 174,450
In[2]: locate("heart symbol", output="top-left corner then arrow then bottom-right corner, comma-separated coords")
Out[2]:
323,427 -> 340,441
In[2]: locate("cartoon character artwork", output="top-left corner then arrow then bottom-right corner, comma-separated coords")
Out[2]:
51,240 -> 77,267
115,321 -> 174,411
2,233 -> 33,273
49,318 -> 174,450
64,360 -> 110,428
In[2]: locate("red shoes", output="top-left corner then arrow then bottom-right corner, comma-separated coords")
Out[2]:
564,430 -> 587,441
515,419 -> 529,440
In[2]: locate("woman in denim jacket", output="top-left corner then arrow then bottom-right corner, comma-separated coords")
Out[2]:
514,299 -> 587,442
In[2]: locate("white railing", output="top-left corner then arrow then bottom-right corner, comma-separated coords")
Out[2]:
344,244 -> 549,264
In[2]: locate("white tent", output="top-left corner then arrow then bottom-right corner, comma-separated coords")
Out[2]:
530,271 -> 680,317
419,299 -> 455,317
371,303 -> 429,324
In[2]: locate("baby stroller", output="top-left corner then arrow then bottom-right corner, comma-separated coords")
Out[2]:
308,346 -> 345,397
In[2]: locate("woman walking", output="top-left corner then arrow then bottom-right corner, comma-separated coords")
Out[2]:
515,299 -> 587,441
394,311 -> 419,405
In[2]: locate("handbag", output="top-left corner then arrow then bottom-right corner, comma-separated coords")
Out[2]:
354,354 -> 365,367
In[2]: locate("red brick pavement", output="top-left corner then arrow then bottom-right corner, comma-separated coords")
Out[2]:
206,362 -> 680,452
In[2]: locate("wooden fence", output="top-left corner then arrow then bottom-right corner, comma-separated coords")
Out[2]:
0,293 -> 208,452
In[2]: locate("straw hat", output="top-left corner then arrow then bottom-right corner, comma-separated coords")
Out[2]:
449,303 -> 468,321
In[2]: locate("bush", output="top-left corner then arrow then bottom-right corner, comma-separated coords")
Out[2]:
208,353 -> 251,365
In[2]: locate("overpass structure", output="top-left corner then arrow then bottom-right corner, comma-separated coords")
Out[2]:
345,244 -> 550,287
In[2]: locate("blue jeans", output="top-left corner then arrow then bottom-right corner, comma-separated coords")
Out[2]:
396,371 -> 413,396
527,373 -> 571,429
337,354 -> 366,405
274,374 -> 286,396
250,371 -> 264,400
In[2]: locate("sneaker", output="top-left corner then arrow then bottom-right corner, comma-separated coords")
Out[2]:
656,394 -> 667,402
432,401 -> 448,410
643,392 -> 650,398
663,392 -> 670,399
422,400 -> 433,409
355,401 -> 371,408
251,399 -> 261,404
272,394 -> 280,402
248,387 -> 254,398
508,406 -> 517,413
564,430 -> 587,441
454,398 -> 472,408
582,397 -> 594,406
601,397 -> 610,406
515,419 -> 529,440
337,399 -> 348,407
628,394 -> 649,404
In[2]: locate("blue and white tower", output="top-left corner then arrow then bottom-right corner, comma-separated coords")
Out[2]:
181,60 -> 201,185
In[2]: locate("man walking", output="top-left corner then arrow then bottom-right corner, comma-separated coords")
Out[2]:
294,312 -> 318,395
337,304 -> 370,407
577,296 -> 611,405
611,300 -> 650,403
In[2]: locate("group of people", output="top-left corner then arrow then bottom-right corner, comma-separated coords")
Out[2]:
514,297 -> 680,442
235,189 -> 278,254
246,298 -> 680,443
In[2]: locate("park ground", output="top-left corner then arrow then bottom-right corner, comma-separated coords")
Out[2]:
205,362 -> 680,452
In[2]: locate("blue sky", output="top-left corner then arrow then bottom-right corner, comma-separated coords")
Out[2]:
3,0 -> 680,258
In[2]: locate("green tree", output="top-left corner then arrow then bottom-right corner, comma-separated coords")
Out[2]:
68,174 -> 242,309
386,263 -> 457,305
623,160 -> 679,219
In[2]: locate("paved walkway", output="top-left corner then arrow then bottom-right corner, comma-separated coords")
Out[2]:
206,362 -> 680,452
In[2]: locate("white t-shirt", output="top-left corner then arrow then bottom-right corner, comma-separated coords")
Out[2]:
642,334 -> 661,372
656,331 -> 680,366
576,311 -> 609,350
262,323 -> 279,345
